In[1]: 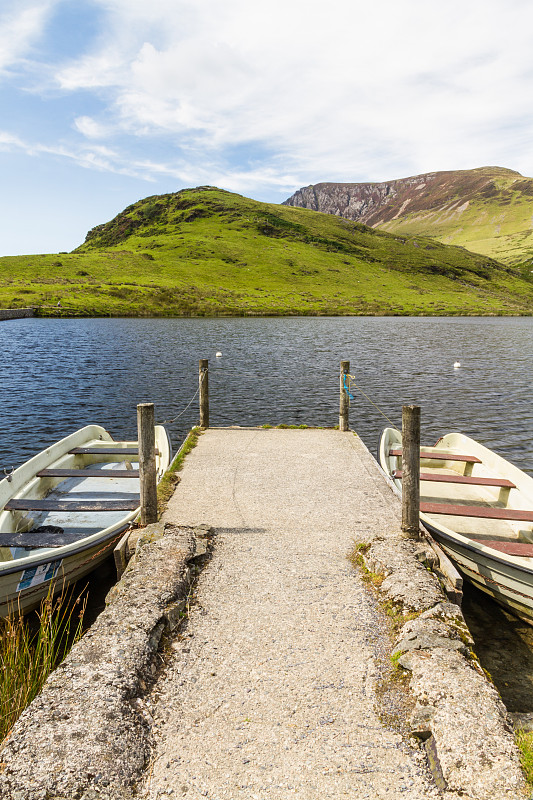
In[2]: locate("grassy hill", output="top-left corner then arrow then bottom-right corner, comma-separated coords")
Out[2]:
285,167 -> 533,267
1,186 -> 532,317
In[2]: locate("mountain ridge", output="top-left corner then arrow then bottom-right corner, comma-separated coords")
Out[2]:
283,167 -> 533,265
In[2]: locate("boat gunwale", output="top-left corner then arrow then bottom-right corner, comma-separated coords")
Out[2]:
422,519 -> 533,577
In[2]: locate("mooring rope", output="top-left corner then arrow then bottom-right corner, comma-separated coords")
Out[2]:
346,373 -> 400,431
159,369 -> 208,426
159,366 -> 399,432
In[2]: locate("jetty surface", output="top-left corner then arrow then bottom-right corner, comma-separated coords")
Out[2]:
143,427 -> 438,798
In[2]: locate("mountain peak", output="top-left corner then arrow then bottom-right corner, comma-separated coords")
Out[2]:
283,167 -> 533,264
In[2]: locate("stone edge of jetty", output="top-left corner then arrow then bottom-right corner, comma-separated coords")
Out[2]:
353,438 -> 527,800
0,522 -> 210,800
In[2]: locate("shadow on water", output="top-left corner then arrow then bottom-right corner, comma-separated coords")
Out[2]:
461,581 -> 533,712
77,555 -> 117,629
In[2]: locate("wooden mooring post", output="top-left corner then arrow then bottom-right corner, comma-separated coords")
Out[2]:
137,402 -> 158,525
402,404 -> 421,539
199,359 -> 209,428
339,360 -> 350,431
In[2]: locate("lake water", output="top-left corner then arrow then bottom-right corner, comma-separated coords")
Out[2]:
1,316 -> 532,475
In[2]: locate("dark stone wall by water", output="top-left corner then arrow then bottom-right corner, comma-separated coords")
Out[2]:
0,308 -> 35,321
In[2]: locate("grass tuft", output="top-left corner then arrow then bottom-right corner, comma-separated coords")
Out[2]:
157,427 -> 202,513
348,542 -> 384,588
516,728 -> 533,789
390,650 -> 404,670
0,584 -> 86,743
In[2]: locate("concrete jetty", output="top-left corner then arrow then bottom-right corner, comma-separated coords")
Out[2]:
145,427 -> 441,799
0,428 -> 527,800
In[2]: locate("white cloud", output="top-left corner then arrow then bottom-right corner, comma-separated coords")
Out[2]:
49,0 -> 533,186
0,131 -> 26,148
74,115 -> 110,139
3,0 -> 533,202
0,122 -> 301,200
0,127 -> 144,178
58,51 -> 127,90
0,2 -> 57,73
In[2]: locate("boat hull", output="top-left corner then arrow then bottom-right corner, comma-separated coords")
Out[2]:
0,424 -> 171,617
378,427 -> 533,625
423,521 -> 533,624
0,531 -> 125,616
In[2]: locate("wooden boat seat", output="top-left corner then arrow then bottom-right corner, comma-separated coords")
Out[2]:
37,469 -> 140,478
69,446 -> 139,455
4,498 -> 139,512
68,447 -> 160,456
0,531 -> 89,548
479,541 -> 533,557
393,470 -> 515,488
389,448 -> 481,464
420,502 -> 533,522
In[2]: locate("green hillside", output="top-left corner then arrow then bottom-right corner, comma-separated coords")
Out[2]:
1,186 -> 532,317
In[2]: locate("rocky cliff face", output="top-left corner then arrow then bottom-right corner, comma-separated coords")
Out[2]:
283,167 -> 525,227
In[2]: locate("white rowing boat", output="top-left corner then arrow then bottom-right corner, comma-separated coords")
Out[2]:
379,427 -> 533,624
0,424 -> 171,617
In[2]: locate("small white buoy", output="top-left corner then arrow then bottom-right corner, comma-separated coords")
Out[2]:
216,351 -> 222,358
453,361 -> 461,369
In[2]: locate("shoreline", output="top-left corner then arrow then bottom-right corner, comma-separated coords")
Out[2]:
4,308 -> 533,319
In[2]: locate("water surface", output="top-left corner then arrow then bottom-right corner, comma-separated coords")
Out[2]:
1,316 -> 531,474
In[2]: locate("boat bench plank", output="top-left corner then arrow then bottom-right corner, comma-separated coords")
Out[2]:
389,448 -> 482,464
4,498 -> 139,512
393,470 -> 515,488
68,447 -> 160,456
421,502 -> 533,522
69,447 -> 139,455
37,469 -> 140,479
0,531 -> 87,548
481,540 -> 533,557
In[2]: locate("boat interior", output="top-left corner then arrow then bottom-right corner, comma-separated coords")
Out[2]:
386,436 -> 533,558
0,440 -> 144,560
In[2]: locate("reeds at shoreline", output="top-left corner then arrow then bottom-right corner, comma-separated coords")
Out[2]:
0,584 -> 87,743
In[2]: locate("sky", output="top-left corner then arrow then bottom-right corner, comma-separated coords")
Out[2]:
1,0 -> 533,255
